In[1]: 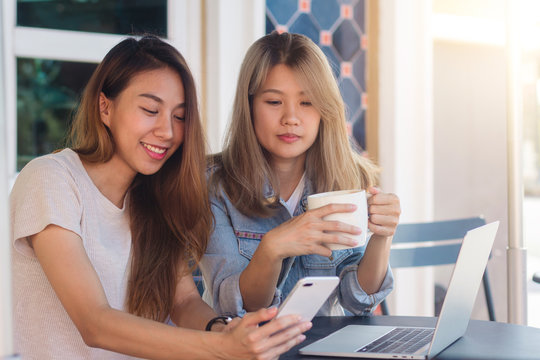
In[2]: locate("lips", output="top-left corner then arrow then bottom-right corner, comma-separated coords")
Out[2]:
277,133 -> 300,143
141,142 -> 168,160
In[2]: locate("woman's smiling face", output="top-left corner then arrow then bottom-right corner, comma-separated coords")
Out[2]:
100,67 -> 186,177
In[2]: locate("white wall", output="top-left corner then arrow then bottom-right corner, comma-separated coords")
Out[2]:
204,0 -> 265,153
433,41 -> 508,321
378,0 -> 435,316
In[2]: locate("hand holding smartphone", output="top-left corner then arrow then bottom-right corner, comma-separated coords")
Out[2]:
276,276 -> 339,322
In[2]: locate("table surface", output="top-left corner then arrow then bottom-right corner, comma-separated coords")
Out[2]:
282,315 -> 540,360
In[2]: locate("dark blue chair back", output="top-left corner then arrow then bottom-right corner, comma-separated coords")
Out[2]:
381,217 -> 496,321
193,267 -> 204,296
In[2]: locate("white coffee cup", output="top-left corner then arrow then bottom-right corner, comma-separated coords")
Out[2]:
307,189 -> 369,250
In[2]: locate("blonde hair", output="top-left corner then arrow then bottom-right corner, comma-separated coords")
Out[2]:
211,32 -> 378,216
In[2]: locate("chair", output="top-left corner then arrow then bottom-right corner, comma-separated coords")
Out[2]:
379,217 -> 496,321
193,266 -> 205,295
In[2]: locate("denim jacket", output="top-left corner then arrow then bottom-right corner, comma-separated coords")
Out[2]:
199,177 -> 394,317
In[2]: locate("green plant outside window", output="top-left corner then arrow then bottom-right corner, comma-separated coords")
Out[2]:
17,58 -> 97,170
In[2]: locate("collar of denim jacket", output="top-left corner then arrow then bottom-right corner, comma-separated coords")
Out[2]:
262,173 -> 312,215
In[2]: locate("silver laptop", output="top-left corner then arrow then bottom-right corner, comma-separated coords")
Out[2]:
299,221 -> 499,360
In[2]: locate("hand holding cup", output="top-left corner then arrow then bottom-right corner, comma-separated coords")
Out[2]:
307,190 -> 370,250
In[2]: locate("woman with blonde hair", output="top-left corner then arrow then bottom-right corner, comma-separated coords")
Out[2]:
10,35 -> 309,360
201,32 -> 400,316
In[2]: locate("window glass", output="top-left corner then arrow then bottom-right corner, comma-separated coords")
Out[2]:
17,0 -> 167,36
17,58 -> 97,170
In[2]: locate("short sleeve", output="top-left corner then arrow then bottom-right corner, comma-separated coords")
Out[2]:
10,156 -> 83,258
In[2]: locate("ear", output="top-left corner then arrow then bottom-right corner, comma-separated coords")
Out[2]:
99,92 -> 112,127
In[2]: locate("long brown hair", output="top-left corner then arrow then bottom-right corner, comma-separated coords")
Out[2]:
68,36 -> 211,321
211,32 -> 378,217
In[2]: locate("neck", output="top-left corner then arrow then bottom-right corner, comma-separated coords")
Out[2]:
81,155 -> 136,208
271,156 -> 305,201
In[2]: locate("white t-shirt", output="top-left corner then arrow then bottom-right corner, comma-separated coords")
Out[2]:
283,173 -> 305,216
10,149 -> 137,359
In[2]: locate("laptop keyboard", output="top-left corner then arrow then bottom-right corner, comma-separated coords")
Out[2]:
357,327 -> 434,354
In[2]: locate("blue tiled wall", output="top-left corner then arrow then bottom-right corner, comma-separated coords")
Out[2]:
266,0 -> 367,150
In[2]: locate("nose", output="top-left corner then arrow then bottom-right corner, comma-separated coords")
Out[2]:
281,102 -> 300,126
153,113 -> 174,140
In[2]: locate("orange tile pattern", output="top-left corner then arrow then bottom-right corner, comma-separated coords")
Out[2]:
266,0 -> 368,150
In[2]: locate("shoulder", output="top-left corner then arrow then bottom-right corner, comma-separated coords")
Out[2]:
206,157 -> 239,216
206,153 -> 224,176
11,149 -> 87,211
206,154 -> 226,195
15,150 -> 79,186
206,162 -> 221,179
10,151 -> 86,257
20,150 -> 66,171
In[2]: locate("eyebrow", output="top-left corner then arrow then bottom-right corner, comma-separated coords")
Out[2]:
138,93 -> 185,108
259,89 -> 306,96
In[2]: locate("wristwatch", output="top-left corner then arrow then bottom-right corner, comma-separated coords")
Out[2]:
205,315 -> 233,331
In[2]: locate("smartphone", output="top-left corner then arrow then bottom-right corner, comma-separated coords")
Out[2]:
276,276 -> 340,322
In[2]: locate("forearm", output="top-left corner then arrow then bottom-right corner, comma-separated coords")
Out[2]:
356,235 -> 392,294
87,306 -> 223,359
239,246 -> 282,312
170,294 -> 218,330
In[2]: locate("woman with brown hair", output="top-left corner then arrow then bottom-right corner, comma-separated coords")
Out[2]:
10,35 -> 309,359
201,32 -> 401,317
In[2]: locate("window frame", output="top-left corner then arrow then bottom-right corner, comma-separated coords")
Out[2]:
2,0 -> 202,185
